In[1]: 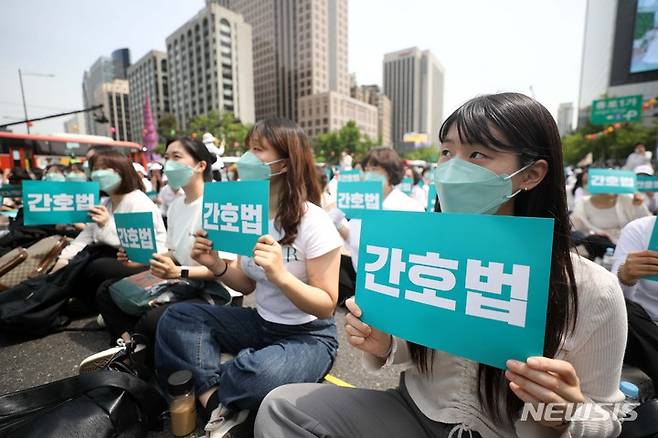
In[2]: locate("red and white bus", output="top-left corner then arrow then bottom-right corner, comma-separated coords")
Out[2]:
0,131 -> 145,169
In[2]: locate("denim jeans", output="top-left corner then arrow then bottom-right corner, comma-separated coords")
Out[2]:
155,303 -> 338,411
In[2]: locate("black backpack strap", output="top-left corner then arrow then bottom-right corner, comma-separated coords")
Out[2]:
0,371 -> 166,429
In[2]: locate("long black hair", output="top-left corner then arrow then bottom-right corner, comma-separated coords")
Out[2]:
410,92 -> 579,425
167,136 -> 216,181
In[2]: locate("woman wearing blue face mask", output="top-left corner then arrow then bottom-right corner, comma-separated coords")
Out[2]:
255,93 -> 628,438
331,147 -> 425,282
43,164 -> 66,182
155,118 -> 342,435
51,151 -> 167,310
65,163 -> 88,182
82,137 -> 236,371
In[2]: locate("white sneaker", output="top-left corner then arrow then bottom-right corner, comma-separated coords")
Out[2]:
78,338 -> 145,374
205,404 -> 249,438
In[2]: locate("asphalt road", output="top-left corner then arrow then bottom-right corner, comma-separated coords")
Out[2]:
0,295 -> 405,437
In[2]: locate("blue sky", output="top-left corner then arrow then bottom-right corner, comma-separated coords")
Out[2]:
0,0 -> 586,135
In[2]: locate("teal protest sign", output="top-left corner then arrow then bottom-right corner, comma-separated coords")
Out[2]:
355,210 -> 554,369
22,180 -> 99,226
0,185 -> 22,198
399,177 -> 413,195
115,212 -> 158,265
338,169 -> 362,182
202,180 -> 269,256
637,176 -> 658,193
587,168 -> 637,194
427,184 -> 437,212
645,217 -> 658,282
337,181 -> 383,219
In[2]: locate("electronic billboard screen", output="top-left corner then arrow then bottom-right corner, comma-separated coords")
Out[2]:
631,0 -> 658,74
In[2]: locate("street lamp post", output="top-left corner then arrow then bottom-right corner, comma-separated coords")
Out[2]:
17,69 -> 55,134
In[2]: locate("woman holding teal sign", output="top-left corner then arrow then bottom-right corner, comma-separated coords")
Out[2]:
255,93 -> 628,438
88,138 -> 236,351
155,118 -> 343,435
53,151 -> 167,309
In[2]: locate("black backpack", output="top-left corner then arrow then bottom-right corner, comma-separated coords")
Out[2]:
0,370 -> 167,438
0,245 -> 110,336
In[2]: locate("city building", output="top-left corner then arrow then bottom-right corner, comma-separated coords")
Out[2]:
578,0 -> 658,127
351,83 -> 393,146
82,56 -> 116,136
63,114 -> 85,134
166,2 -> 254,129
82,48 -> 131,137
216,0 -> 349,121
94,79 -> 131,141
297,91 -> 378,140
127,50 -> 169,143
112,48 -> 131,79
383,47 -> 445,151
557,102 -> 574,137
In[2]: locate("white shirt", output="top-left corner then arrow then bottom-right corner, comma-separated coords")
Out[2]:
364,253 -> 627,438
624,152 -> 651,170
410,184 -> 427,210
166,195 -> 236,266
240,202 -> 343,325
59,190 -> 167,261
348,187 -> 426,269
612,215 -> 658,325
142,178 -> 153,192
158,184 -> 184,218
571,194 -> 650,243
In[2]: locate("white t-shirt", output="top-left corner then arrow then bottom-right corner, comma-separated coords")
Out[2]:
166,195 -> 236,266
410,184 -> 427,210
571,194 -> 650,243
142,178 -> 153,193
348,187 -> 425,269
240,202 -> 343,325
158,184 -> 184,218
612,215 -> 658,325
59,189 -> 167,261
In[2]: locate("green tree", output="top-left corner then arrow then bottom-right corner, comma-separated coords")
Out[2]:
156,112 -> 179,155
403,145 -> 439,163
311,120 -> 375,163
562,120 -> 658,165
184,111 -> 252,156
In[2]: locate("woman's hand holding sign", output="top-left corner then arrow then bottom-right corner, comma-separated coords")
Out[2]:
253,235 -> 288,286
116,247 -> 141,269
150,253 -> 181,279
89,205 -> 110,228
344,297 -> 392,359
506,356 -> 585,429
192,230 -> 225,274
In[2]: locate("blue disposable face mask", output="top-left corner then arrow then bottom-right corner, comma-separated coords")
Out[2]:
66,172 -> 88,182
164,160 -> 195,189
363,171 -> 386,185
44,173 -> 66,182
90,169 -> 122,193
433,158 -> 534,215
236,150 -> 286,181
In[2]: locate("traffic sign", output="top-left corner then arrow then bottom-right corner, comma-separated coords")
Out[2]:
591,95 -> 642,125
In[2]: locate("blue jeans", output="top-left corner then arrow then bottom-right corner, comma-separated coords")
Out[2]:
155,303 -> 338,410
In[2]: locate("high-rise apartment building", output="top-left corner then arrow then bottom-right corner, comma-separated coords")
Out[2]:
383,47 -> 445,150
167,2 -> 255,129
128,50 -> 169,142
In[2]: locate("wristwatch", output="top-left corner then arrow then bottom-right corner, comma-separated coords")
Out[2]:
180,268 -> 189,279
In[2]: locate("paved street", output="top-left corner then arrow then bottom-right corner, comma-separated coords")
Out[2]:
0,294 -> 405,437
